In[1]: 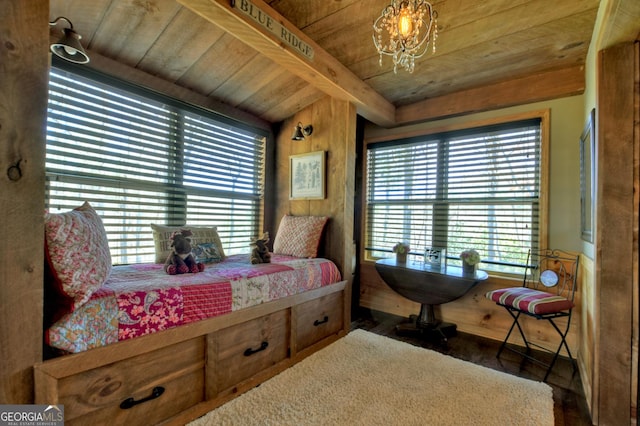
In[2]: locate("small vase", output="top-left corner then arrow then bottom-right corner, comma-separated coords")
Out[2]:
396,252 -> 407,264
462,262 -> 476,276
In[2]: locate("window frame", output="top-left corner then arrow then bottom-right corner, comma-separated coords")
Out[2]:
46,58 -> 270,265
361,110 -> 549,276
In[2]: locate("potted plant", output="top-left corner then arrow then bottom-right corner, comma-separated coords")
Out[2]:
460,249 -> 481,275
393,242 -> 410,263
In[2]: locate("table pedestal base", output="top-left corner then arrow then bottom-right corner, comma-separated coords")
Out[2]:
394,303 -> 457,343
374,258 -> 488,344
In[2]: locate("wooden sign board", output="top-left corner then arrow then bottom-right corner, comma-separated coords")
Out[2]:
233,0 -> 314,60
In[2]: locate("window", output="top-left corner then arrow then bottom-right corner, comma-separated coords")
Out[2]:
365,118 -> 543,274
46,61 -> 267,265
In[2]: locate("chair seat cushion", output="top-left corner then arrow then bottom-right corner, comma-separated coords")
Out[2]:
486,287 -> 574,315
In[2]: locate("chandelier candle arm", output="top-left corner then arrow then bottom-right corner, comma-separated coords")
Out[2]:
372,0 -> 438,73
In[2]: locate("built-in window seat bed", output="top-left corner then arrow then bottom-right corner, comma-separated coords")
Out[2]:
34,205 -> 348,425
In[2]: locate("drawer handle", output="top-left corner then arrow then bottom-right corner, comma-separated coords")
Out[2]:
244,341 -> 269,356
120,386 -> 165,410
314,316 -> 329,326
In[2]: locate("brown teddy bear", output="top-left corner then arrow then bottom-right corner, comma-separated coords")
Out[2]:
164,229 -> 205,275
250,232 -> 271,264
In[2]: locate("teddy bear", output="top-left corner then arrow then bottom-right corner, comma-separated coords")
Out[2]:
164,229 -> 205,275
250,232 -> 271,264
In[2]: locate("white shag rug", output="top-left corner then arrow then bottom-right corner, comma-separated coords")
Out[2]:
189,329 -> 553,426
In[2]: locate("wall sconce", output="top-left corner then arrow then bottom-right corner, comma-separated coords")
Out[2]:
291,122 -> 313,141
49,16 -> 90,64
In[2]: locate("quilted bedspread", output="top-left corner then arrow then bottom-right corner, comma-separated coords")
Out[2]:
47,254 -> 342,353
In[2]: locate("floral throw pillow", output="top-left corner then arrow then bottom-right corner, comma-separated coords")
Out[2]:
272,215 -> 329,258
44,202 -> 112,311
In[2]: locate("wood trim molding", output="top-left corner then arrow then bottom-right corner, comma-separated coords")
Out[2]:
365,109 -> 550,144
395,65 -> 585,125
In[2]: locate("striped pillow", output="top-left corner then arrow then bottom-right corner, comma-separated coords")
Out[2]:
485,287 -> 573,315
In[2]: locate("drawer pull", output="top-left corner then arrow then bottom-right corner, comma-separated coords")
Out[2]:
120,386 -> 165,409
244,341 -> 269,356
314,316 -> 329,326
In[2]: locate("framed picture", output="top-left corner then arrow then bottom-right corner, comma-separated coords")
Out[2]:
289,151 -> 326,200
424,247 -> 446,267
580,108 -> 595,242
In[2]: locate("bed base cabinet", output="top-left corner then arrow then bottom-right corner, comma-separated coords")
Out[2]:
34,280 -> 349,425
36,338 -> 205,425
294,291 -> 344,355
208,309 -> 290,396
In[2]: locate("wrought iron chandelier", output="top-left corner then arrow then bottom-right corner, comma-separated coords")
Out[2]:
372,0 -> 437,74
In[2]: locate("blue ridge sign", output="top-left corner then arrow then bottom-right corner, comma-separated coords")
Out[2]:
233,0 -> 315,60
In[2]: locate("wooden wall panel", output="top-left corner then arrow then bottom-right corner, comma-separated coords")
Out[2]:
578,253 -> 596,417
595,41 -> 636,425
273,96 -> 356,291
0,0 -> 48,403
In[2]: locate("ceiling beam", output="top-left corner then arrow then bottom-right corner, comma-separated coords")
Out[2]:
178,0 -> 396,127
395,65 -> 586,125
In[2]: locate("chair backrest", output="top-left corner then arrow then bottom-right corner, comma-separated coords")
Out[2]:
523,249 -> 580,301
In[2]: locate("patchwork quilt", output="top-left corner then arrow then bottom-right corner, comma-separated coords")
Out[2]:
47,254 -> 341,353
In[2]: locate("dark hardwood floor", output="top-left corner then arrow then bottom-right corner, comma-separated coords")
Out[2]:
351,308 -> 592,426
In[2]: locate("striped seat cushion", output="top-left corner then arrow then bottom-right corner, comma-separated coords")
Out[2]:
486,287 -> 574,315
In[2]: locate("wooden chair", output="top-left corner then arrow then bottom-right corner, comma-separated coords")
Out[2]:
485,249 -> 579,381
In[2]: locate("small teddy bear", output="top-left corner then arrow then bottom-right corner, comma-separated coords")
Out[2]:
164,229 -> 205,275
250,232 -> 271,264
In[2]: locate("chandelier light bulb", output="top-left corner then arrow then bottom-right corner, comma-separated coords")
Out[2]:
398,7 -> 413,39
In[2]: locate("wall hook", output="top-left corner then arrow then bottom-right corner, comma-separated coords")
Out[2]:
7,159 -> 22,181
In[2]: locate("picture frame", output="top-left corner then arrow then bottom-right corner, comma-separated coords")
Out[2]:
289,151 -> 326,200
424,247 -> 446,267
580,108 -> 595,243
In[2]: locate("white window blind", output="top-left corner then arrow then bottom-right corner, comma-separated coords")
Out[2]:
46,64 -> 266,265
366,119 -> 541,273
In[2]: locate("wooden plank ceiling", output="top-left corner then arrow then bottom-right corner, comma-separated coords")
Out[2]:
49,0 -> 604,127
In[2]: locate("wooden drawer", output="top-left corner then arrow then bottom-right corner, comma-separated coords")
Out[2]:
209,309 -> 290,394
43,338 -> 205,425
295,291 -> 344,351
